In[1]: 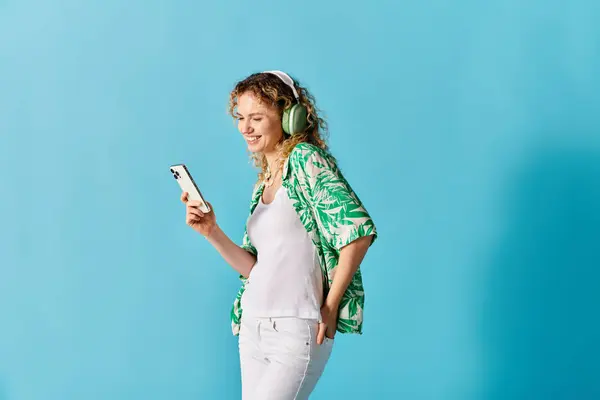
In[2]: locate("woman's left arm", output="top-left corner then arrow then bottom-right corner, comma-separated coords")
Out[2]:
325,235 -> 373,306
318,235 -> 373,343
292,145 -> 378,344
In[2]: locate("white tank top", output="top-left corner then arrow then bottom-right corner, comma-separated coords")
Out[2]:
241,185 -> 323,320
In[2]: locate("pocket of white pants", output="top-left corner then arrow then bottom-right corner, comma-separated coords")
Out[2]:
270,318 -> 315,358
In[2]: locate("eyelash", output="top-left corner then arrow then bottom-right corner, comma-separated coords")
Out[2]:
237,117 -> 262,122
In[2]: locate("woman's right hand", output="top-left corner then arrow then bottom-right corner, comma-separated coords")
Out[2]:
181,192 -> 217,238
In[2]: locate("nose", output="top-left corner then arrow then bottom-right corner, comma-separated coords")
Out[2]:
240,119 -> 253,135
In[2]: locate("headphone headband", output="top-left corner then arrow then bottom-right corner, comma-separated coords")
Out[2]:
262,70 -> 300,100
259,70 -> 308,135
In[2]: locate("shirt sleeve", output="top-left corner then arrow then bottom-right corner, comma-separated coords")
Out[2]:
236,228 -> 255,282
240,181 -> 262,256
298,146 -> 377,251
237,184 -> 261,281
240,227 -> 257,256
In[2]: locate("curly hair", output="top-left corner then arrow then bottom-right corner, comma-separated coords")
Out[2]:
228,72 -> 330,183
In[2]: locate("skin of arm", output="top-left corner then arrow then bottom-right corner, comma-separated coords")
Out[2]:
206,225 -> 256,279
317,235 -> 373,342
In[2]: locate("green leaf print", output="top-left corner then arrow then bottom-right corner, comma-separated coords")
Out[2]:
229,142 -> 376,336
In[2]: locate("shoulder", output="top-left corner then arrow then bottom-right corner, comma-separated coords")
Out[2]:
288,142 -> 336,171
248,179 -> 264,207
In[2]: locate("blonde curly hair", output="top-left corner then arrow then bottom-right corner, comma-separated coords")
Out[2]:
228,72 -> 330,183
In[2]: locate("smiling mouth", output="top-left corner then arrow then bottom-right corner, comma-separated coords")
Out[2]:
247,136 -> 261,143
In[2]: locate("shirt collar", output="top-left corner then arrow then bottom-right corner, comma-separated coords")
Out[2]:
282,153 -> 291,182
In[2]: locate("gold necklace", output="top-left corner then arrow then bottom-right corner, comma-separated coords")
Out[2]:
263,153 -> 285,187
263,166 -> 281,187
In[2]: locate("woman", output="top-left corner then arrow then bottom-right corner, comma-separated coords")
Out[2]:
180,71 -> 377,399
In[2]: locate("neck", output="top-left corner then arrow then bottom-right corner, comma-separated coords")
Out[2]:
264,150 -> 281,173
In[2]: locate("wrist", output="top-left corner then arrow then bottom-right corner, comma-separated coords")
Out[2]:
205,224 -> 222,243
324,296 -> 341,311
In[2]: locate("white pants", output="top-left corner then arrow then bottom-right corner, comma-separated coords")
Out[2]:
238,316 -> 334,399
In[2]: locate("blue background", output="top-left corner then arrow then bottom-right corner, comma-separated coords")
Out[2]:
1,1 -> 599,399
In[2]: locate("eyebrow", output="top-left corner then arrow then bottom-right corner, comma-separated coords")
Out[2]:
236,112 -> 264,118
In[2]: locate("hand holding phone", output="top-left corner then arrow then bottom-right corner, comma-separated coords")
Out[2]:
170,164 -> 211,213
170,164 -> 216,237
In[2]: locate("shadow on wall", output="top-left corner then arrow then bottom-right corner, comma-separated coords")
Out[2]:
480,144 -> 600,400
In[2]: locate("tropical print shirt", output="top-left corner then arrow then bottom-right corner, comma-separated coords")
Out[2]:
230,142 -> 377,336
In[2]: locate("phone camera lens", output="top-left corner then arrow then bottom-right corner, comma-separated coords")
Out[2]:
170,168 -> 174,173
175,171 -> 181,177
173,174 -> 178,179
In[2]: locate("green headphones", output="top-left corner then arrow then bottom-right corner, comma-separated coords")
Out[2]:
262,70 -> 309,135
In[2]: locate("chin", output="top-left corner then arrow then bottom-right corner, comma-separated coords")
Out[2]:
247,143 -> 264,153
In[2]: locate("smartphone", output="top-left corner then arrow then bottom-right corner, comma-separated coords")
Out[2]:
169,164 -> 211,213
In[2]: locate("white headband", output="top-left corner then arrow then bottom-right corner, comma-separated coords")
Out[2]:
262,70 -> 300,100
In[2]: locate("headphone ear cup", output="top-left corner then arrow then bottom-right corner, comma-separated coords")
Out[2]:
282,104 -> 308,135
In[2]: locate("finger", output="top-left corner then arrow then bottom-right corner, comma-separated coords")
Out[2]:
180,192 -> 189,203
326,325 -> 335,340
316,322 -> 326,345
186,215 -> 200,225
187,200 -> 203,208
188,207 -> 204,218
187,202 -> 203,213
